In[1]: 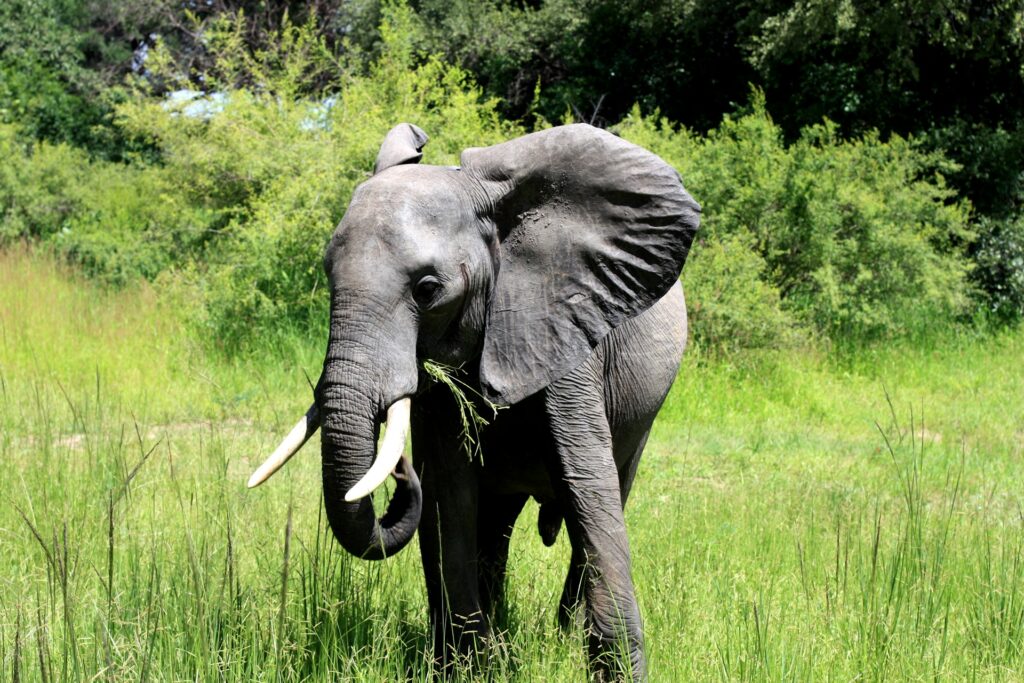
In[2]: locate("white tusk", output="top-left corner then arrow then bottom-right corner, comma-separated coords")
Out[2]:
344,398 -> 411,502
247,404 -> 320,488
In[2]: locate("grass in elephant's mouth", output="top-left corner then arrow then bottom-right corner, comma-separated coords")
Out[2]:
421,360 -> 503,462
2,249 -> 1024,681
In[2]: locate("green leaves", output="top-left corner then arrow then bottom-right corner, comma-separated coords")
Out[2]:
973,215 -> 1024,322
0,3 -> 1001,352
618,97 -> 974,347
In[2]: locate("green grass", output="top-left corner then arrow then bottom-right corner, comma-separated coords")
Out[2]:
1,248 -> 1022,681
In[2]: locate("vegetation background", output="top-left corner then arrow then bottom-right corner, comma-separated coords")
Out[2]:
1,0 -> 1022,680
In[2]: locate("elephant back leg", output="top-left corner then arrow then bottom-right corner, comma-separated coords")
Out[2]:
557,421 -> 652,634
552,401 -> 654,630
603,280 -> 687,480
543,355 -> 647,681
477,493 -> 528,625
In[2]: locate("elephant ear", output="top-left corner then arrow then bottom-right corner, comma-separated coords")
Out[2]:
461,124 -> 701,406
374,123 -> 428,174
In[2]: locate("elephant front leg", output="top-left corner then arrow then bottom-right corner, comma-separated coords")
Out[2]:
414,399 -> 490,674
544,369 -> 647,682
420,468 -> 489,674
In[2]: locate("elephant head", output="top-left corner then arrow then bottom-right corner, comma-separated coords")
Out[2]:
248,123 -> 700,560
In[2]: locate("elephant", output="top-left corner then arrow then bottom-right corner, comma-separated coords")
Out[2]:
247,122 -> 700,680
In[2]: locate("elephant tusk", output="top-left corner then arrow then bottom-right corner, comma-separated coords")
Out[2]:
344,398 -> 411,502
247,404 -> 320,488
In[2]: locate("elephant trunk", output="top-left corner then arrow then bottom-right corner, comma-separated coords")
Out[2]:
319,366 -> 421,560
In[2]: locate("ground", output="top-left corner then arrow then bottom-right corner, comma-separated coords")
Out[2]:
1,249 -> 1022,680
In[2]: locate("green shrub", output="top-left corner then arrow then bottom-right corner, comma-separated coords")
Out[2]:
0,123 -> 213,285
0,124 -> 88,242
617,96 -> 974,342
0,59 -> 100,149
112,3 -> 518,347
683,234 -> 803,352
0,14 -> 148,161
972,215 -> 1024,323
54,170 -> 214,285
0,5 -> 984,352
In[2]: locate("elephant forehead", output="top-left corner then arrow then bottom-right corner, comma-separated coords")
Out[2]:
352,166 -> 470,220
329,219 -> 439,273
337,170 -> 475,245
330,173 -> 473,272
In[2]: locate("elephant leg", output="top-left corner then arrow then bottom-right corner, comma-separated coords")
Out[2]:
536,500 -> 585,630
559,428 -> 652,634
413,401 -> 488,674
477,493 -> 528,625
543,364 -> 647,682
536,501 -> 585,631
559,545 -> 586,630
420,476 -> 488,674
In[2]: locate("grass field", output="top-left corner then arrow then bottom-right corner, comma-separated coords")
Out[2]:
1,248 -> 1022,681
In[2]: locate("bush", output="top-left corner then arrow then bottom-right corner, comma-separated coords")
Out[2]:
0,5 -> 985,352
972,215 -> 1024,323
0,123 -> 213,285
55,172 -> 213,285
0,0 -> 162,161
617,96 -> 974,342
683,234 -> 803,352
113,3 -> 519,347
0,124 -> 89,242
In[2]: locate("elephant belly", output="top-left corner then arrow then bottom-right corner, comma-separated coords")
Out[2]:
603,281 -> 687,433
478,393 -> 559,500
476,284 -> 686,502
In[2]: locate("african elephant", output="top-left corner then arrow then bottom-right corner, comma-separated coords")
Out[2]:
248,123 -> 700,680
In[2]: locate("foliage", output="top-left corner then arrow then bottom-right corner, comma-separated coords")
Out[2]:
0,0 -> 1002,349
750,0 -> 1024,222
404,0 -> 582,123
0,59 -> 110,152
0,4 -> 515,339
395,0 -> 1024,302
0,124 -> 90,243
112,3 -> 517,347
972,215 -> 1024,323
0,123 -> 211,284
750,0 -> 1024,136
926,121 -> 1024,219
682,234 -> 803,352
143,8 -> 346,97
618,98 -> 974,341
0,0 -> 170,158
400,0 -> 769,131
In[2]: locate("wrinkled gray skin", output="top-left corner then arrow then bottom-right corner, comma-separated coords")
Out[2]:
314,123 -> 700,680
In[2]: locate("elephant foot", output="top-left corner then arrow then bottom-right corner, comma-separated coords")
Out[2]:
431,610 -> 493,678
537,500 -> 562,546
584,590 -> 646,682
587,634 -> 647,682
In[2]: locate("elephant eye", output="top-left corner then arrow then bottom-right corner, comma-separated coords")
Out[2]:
413,276 -> 442,306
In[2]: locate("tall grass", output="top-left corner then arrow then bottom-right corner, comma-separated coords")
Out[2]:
1,249 -> 1022,680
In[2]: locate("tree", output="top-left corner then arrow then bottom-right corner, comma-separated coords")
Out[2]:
751,0 -> 1024,216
